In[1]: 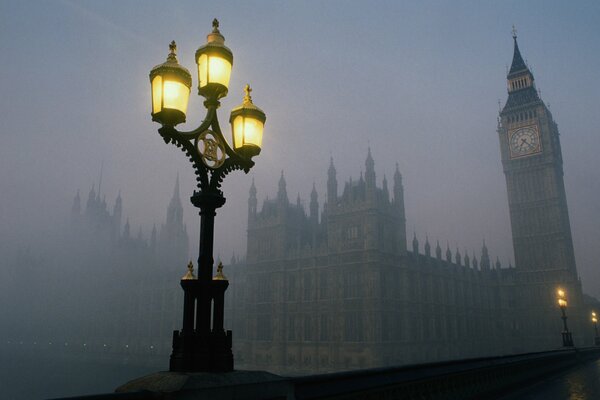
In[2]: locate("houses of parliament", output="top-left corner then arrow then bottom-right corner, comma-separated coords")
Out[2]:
224,34 -> 598,373
2,34 -> 596,374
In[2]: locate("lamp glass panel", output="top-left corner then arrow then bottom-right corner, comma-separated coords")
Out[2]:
198,54 -> 208,87
152,76 -> 162,114
233,115 -> 244,150
208,56 -> 232,88
162,80 -> 190,115
242,117 -> 263,148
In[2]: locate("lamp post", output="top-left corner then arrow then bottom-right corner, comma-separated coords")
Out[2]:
149,19 -> 266,373
556,289 -> 574,347
592,312 -> 600,346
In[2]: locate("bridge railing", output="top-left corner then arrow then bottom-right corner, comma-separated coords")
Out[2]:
51,347 -> 600,400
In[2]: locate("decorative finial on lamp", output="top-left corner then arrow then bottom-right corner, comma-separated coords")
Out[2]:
168,40 -> 178,62
182,261 -> 196,280
243,84 -> 253,104
212,18 -> 220,33
512,24 -> 517,39
214,262 -> 228,280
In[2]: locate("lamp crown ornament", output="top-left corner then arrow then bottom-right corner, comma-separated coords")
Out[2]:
243,84 -> 253,104
206,18 -> 226,45
168,40 -> 178,62
182,261 -> 196,280
214,262 -> 227,281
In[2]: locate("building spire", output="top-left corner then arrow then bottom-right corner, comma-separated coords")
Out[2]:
97,161 -> 104,198
167,174 -> 184,227
412,232 -> 419,255
508,26 -> 528,76
310,182 -> 319,225
327,157 -> 337,206
248,178 -> 257,222
278,170 -> 288,203
480,239 -> 491,271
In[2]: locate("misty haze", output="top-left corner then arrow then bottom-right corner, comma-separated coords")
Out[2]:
1,1 -> 600,399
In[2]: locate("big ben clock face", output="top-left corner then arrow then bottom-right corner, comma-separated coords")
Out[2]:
508,125 -> 542,159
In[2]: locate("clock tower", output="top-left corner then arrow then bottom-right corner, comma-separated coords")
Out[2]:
498,30 -> 583,350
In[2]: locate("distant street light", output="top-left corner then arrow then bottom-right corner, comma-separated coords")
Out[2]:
592,312 -> 599,346
557,288 -> 574,347
149,19 -> 266,373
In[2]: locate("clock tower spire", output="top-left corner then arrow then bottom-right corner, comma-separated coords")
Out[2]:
504,28 -> 539,110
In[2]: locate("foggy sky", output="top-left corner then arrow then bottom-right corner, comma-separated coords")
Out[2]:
1,1 -> 599,296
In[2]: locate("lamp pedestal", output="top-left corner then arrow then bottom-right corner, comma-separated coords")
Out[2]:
169,280 -> 233,372
169,191 -> 233,372
560,308 -> 574,347
561,331 -> 573,347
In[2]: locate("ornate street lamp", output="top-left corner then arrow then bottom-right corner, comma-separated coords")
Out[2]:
592,312 -> 599,346
149,19 -> 266,373
556,289 -> 574,347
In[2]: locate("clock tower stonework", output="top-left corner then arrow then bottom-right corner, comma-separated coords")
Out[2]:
498,32 -> 584,350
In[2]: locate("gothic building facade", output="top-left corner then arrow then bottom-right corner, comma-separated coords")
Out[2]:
226,153 -> 520,373
223,35 -> 596,374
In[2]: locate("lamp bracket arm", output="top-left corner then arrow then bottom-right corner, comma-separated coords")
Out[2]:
157,104 -> 255,195
207,111 -> 238,160
158,126 -> 210,190
167,107 -> 218,140
208,157 -> 254,193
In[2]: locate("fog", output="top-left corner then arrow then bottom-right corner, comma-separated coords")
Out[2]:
1,0 -> 600,397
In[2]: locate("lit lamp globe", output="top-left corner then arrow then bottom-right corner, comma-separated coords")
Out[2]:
230,84 -> 266,159
195,19 -> 233,101
558,299 -> 567,309
149,41 -> 192,126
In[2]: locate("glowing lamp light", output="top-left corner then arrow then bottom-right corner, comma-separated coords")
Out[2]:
558,298 -> 567,308
195,19 -> 233,100
557,289 -> 565,298
150,41 -> 192,126
230,84 -> 266,159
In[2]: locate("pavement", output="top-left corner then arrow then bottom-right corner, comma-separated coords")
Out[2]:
495,358 -> 600,399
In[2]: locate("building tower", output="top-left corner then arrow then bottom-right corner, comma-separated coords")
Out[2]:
113,191 -> 122,240
497,30 -> 582,350
158,175 -> 189,270
248,179 -> 257,227
393,164 -> 407,254
327,157 -> 337,207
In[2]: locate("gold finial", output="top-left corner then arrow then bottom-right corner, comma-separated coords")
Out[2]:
511,25 -> 517,39
243,84 -> 253,105
212,18 -> 220,33
167,40 -> 178,62
213,262 -> 228,280
182,261 -> 196,280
